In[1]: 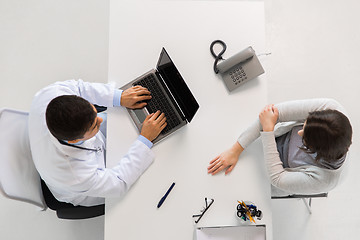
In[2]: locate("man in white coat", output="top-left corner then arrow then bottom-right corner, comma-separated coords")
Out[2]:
28,79 -> 166,206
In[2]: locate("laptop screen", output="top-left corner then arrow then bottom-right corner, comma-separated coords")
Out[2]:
156,48 -> 199,122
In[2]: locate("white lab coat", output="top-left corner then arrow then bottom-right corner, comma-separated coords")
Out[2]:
28,80 -> 154,206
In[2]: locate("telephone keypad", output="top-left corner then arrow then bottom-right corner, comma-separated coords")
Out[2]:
229,66 -> 247,85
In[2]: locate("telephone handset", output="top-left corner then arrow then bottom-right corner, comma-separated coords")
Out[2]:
210,40 -> 265,92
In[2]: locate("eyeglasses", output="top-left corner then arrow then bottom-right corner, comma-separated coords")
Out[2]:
192,198 -> 214,223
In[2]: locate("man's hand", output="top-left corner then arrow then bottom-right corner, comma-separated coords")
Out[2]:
207,142 -> 244,175
140,111 -> 167,142
121,86 -> 152,109
259,104 -> 279,132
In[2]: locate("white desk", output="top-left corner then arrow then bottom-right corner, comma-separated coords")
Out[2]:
105,1 -> 272,239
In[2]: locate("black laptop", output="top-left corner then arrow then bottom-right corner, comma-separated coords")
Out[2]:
121,48 -> 199,143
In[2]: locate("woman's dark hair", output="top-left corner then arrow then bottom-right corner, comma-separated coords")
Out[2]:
302,109 -> 352,161
46,95 -> 97,141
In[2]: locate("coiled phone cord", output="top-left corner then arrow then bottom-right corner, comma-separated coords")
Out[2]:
210,40 -> 271,74
210,40 -> 227,74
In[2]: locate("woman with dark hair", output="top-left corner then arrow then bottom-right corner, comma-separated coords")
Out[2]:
207,98 -> 352,196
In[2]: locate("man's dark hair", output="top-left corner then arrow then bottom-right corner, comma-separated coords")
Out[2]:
302,109 -> 352,161
46,95 -> 97,141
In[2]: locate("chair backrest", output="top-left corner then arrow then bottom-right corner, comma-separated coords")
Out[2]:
271,193 -> 328,199
0,108 -> 46,210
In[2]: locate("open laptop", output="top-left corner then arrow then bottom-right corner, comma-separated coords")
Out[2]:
121,48 -> 199,144
196,225 -> 266,240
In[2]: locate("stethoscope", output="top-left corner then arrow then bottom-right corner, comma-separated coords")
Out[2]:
59,140 -> 102,153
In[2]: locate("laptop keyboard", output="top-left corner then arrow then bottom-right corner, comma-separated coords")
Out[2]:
134,74 -> 181,134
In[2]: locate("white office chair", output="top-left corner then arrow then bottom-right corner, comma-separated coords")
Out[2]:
271,184 -> 328,214
270,153 -> 351,214
0,108 -> 47,210
271,192 -> 328,214
0,108 -> 105,219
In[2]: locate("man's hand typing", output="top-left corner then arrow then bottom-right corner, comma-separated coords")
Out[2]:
140,110 -> 167,142
121,86 -> 152,109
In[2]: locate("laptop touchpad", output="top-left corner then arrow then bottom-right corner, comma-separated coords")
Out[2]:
133,109 -> 147,124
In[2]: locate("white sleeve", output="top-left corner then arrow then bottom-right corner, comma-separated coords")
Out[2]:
72,139 -> 155,198
237,98 -> 346,148
50,79 -> 116,107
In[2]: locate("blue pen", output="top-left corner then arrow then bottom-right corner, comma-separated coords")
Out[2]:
157,182 -> 175,208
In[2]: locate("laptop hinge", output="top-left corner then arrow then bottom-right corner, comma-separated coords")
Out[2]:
155,71 -> 186,121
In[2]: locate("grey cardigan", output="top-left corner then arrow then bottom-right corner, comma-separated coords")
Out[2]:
237,98 -> 349,196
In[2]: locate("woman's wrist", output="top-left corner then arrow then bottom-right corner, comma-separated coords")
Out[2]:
262,125 -> 275,132
232,142 -> 244,155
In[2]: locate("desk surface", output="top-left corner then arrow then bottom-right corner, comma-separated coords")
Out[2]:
105,1 -> 272,239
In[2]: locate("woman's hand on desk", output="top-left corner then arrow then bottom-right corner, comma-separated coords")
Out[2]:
140,110 -> 167,142
208,142 -> 244,175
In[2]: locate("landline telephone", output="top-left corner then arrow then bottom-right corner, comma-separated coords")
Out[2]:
210,40 -> 265,92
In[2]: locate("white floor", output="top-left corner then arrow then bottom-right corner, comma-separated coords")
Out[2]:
1,1 -> 359,239
0,1 -> 108,239
267,0 -> 360,239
